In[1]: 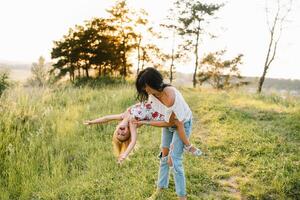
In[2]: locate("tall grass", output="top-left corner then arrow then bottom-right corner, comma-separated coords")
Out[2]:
0,85 -> 299,199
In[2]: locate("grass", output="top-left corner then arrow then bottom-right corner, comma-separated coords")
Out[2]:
0,84 -> 299,199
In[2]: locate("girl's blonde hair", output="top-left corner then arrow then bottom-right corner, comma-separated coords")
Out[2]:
112,126 -> 131,157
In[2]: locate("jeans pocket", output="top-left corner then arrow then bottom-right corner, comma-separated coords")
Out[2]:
168,126 -> 176,132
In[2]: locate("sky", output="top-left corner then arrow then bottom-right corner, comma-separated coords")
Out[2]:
0,0 -> 299,80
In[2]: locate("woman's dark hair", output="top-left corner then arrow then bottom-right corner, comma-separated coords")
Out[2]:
135,67 -> 170,102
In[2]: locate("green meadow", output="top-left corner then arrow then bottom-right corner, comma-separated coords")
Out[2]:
0,84 -> 299,199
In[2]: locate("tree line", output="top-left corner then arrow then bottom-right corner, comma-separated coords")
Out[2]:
48,0 -> 249,90
51,1 -> 155,81
21,0 -> 293,92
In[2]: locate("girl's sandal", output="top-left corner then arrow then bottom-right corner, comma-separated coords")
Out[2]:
184,144 -> 202,156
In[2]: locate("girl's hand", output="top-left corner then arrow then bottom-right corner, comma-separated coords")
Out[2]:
119,121 -> 128,128
83,120 -> 93,125
117,153 -> 128,164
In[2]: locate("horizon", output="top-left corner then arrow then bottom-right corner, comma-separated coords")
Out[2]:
2,60 -> 300,81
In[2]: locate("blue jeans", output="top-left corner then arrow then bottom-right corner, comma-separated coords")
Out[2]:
157,118 -> 192,197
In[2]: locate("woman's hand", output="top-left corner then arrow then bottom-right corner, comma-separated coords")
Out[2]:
132,119 -> 148,127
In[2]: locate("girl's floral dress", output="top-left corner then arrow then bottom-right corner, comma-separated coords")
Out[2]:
128,102 -> 165,121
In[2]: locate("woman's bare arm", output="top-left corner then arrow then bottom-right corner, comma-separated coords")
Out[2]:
132,112 -> 178,127
134,120 -> 176,127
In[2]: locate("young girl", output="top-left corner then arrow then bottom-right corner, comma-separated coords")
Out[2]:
84,107 -> 137,164
84,101 -> 201,164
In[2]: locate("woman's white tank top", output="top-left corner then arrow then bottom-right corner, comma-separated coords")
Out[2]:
148,87 -> 192,123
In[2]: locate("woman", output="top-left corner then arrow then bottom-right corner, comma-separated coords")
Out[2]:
135,67 -> 201,200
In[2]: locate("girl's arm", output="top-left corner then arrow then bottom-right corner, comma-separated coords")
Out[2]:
118,121 -> 138,163
84,113 -> 125,125
171,112 -> 191,146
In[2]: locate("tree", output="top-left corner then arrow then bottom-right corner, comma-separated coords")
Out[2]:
134,18 -> 168,78
199,50 -> 249,89
51,27 -> 79,82
257,0 -> 293,93
160,4 -> 196,84
0,69 -> 10,96
51,18 -> 122,81
51,0 -> 152,82
83,18 -> 121,77
106,0 -> 139,78
173,0 -> 222,87
133,9 -> 150,75
160,22 -> 180,83
27,56 -> 50,87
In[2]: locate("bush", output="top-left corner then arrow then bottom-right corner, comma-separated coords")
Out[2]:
0,69 -> 10,95
73,76 -> 130,88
